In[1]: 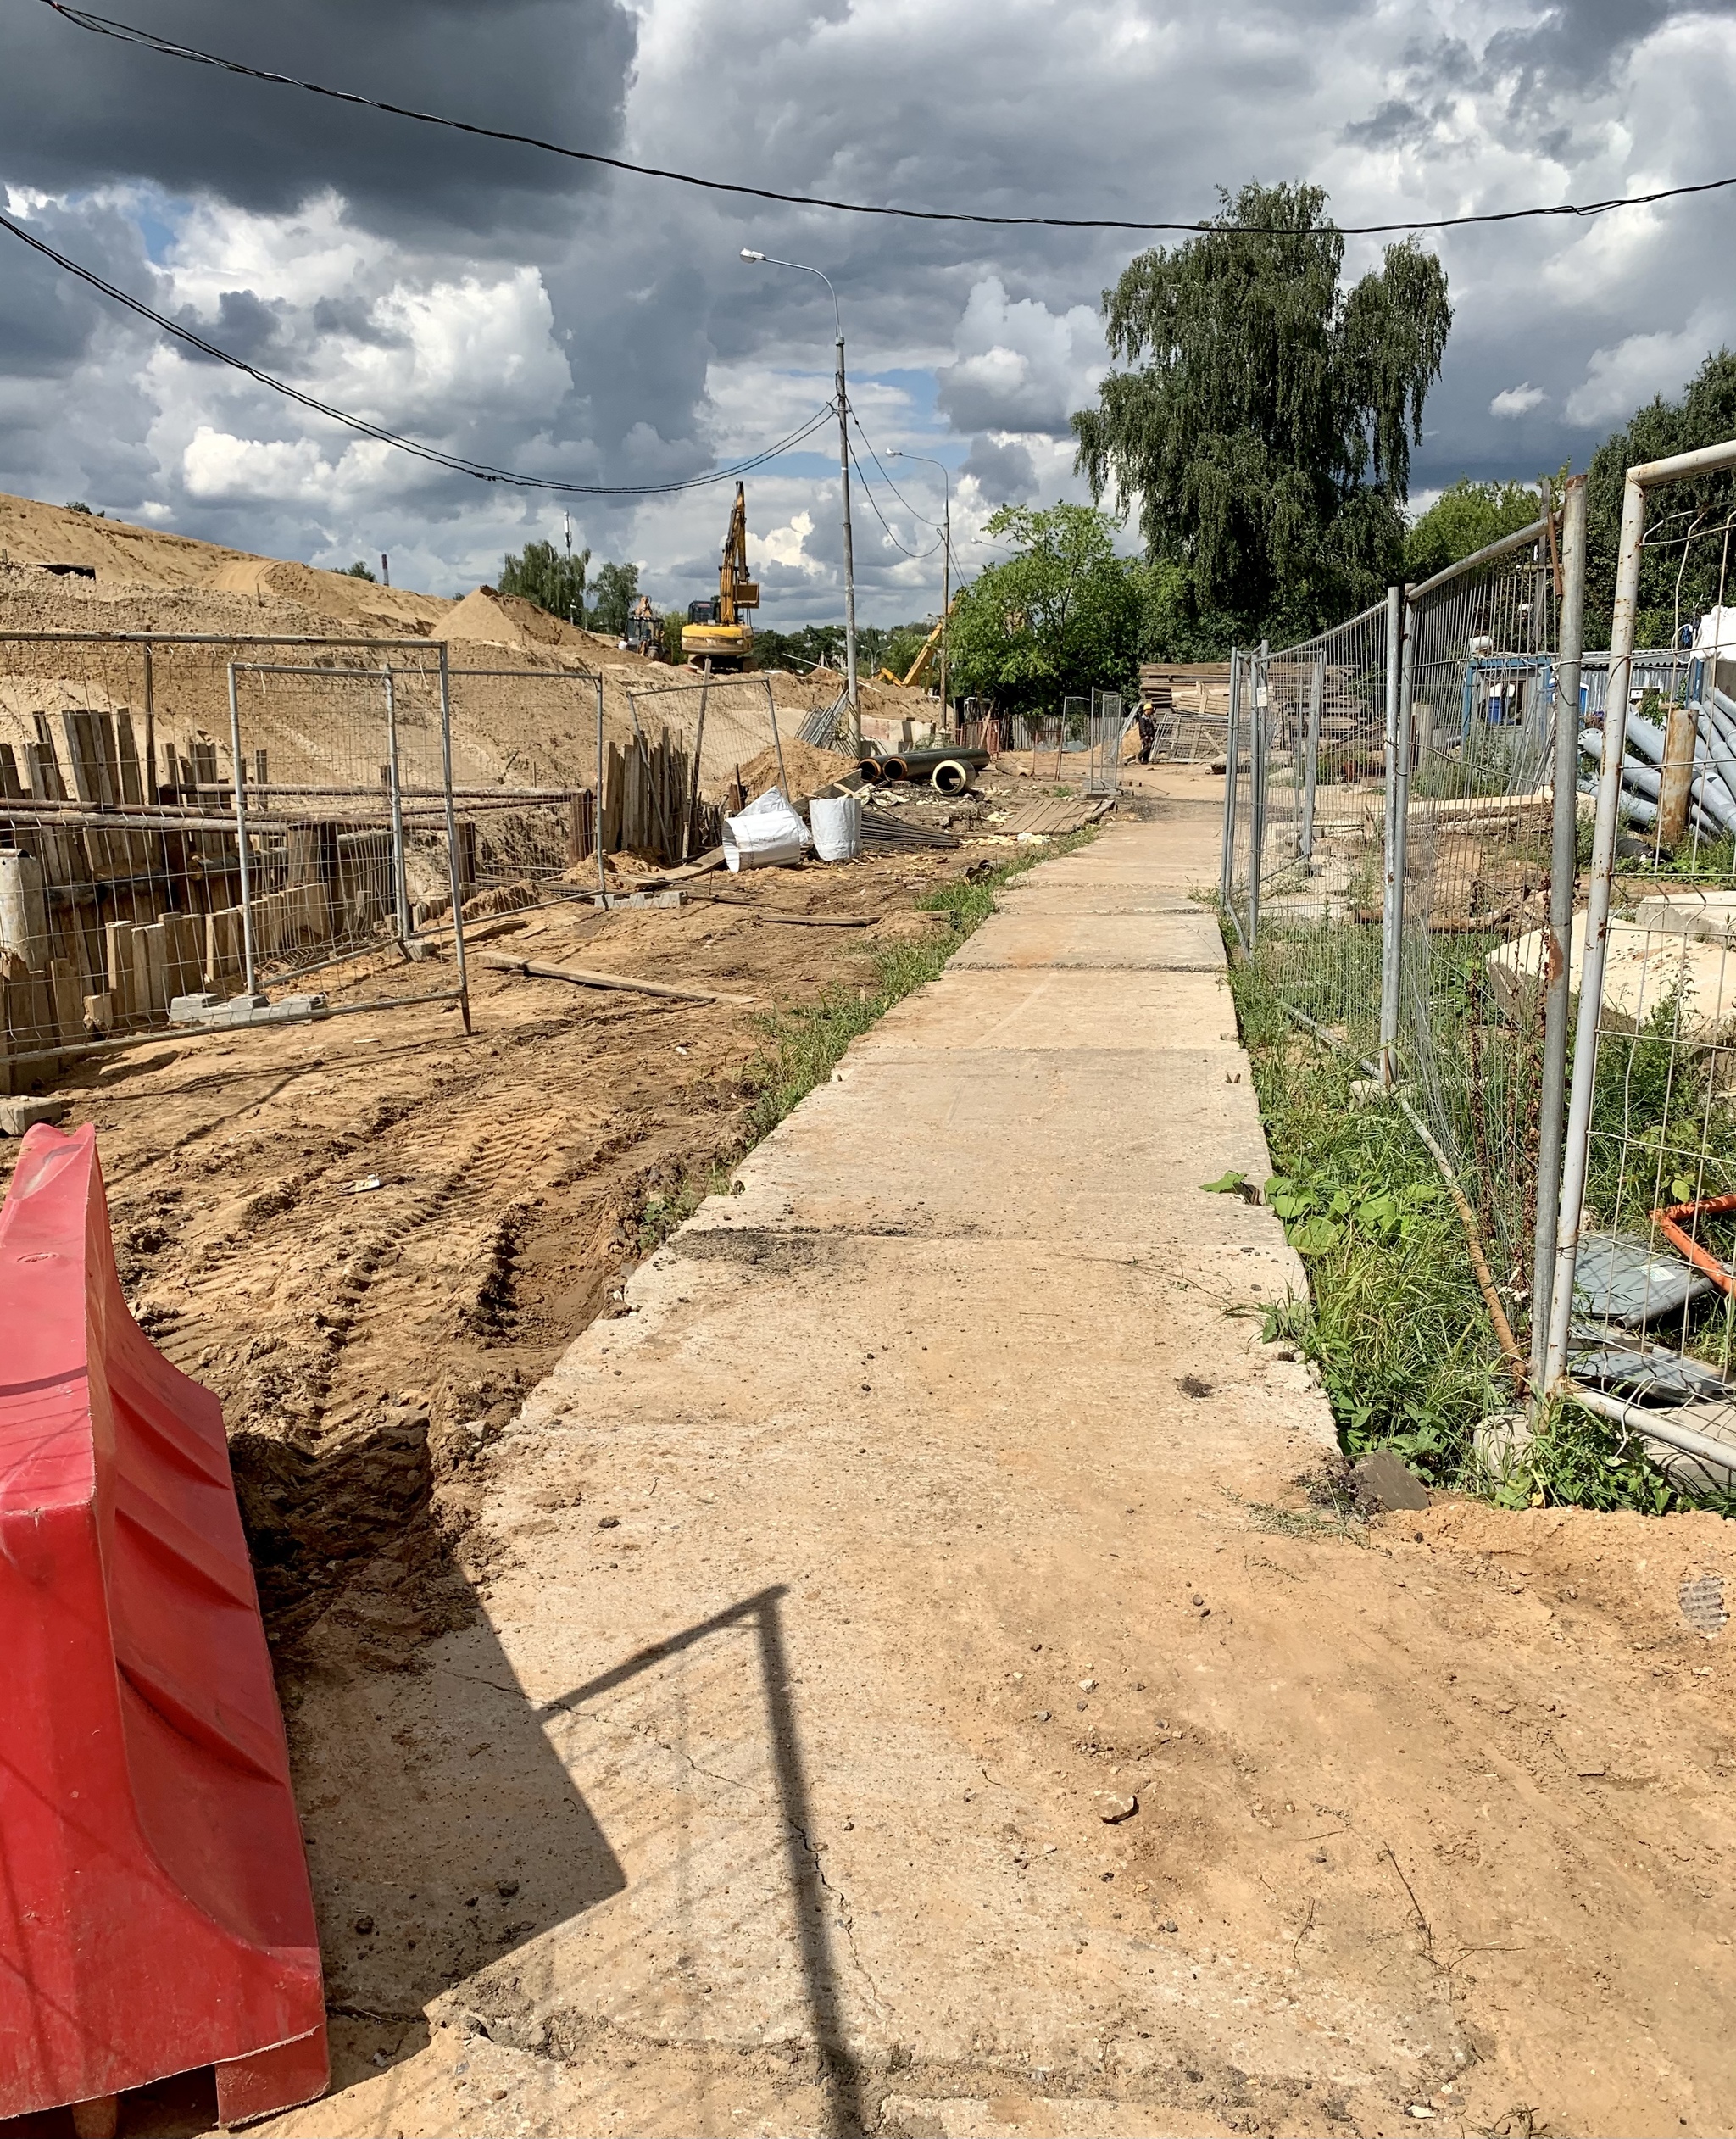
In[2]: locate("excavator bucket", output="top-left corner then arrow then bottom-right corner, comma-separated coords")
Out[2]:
0,1123 -> 327,2126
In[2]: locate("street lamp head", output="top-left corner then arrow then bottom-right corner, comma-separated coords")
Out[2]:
740,248 -> 766,262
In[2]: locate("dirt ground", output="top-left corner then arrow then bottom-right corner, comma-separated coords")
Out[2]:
8,663 -> 1736,2136
0,841 -> 993,1672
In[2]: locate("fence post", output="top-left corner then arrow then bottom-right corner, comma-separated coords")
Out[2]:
225,663 -> 258,1001
1378,585 -> 1409,1085
1299,652 -> 1324,862
594,679 -> 608,898
437,641 -> 471,1035
1529,477 -> 1587,1392
383,666 -> 411,942
1544,472 -> 1648,1387
1220,649 -> 1241,924
1248,651 -> 1268,950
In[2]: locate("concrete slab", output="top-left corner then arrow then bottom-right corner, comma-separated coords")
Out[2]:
950,911 -> 1225,972
690,1050 -> 1273,1245
417,1237 -> 1338,2086
994,883 -> 1201,916
854,967 -> 1240,1053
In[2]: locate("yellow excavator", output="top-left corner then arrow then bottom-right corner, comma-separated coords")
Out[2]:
682,482 -> 760,666
876,597 -> 958,688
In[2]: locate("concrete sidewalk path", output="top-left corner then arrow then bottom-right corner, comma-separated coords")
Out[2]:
272,786 -> 1736,2139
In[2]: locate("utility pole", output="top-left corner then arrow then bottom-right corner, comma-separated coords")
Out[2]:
564,511 -> 576,628
835,330 -> 860,750
742,249 -> 860,752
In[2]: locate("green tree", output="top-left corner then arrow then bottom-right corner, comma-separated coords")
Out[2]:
1403,478 -> 1541,584
1586,349 -> 1736,647
947,503 -> 1142,716
1071,181 -> 1452,654
499,538 -> 590,623
344,560 -> 376,582
587,559 -> 640,636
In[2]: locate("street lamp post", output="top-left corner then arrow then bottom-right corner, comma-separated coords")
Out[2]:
888,449 -> 952,733
741,249 -> 859,751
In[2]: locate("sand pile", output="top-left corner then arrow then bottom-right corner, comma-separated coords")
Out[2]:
737,739 -> 855,803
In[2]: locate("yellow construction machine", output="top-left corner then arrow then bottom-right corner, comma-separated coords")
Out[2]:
875,598 -> 957,688
682,482 -> 760,666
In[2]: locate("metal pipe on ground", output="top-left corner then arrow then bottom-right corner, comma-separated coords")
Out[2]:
877,749 -> 990,784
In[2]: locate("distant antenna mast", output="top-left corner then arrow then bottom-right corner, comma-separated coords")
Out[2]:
564,511 -> 576,626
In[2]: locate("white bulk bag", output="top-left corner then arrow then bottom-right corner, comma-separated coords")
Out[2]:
723,787 -> 810,872
809,793 -> 863,861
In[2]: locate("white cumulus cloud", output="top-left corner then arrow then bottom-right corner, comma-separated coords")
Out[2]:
1490,382 -> 1546,417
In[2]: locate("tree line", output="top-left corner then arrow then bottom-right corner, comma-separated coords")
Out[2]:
495,179 -> 1736,715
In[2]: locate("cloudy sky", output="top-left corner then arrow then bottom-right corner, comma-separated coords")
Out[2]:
2,0 -> 1733,623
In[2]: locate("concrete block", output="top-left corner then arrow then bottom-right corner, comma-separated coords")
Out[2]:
1490,911 -> 1736,1039
949,911 -> 1226,972
0,1095 -> 67,1136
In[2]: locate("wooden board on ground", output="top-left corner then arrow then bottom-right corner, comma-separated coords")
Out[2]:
999,795 -> 1107,837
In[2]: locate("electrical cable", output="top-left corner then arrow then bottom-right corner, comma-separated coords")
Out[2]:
40,1 -> 1736,239
0,206 -> 837,498
847,443 -> 943,560
849,414 -> 944,528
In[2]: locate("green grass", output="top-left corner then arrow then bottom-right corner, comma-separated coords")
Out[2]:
742,828 -> 1101,1142
1229,959 -> 1509,1483
1227,947 -> 1733,1516
635,1162 -> 733,1254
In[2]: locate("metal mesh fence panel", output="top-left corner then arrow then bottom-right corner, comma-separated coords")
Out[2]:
1546,459 -> 1736,1465
1395,531 -> 1560,1318
1226,608 -> 1390,1038
621,676 -> 788,864
0,632 -> 597,1083
996,694 -> 1127,791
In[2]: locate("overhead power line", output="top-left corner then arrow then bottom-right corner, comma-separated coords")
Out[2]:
0,208 -> 838,499
40,2 -> 1736,238
847,443 -> 943,560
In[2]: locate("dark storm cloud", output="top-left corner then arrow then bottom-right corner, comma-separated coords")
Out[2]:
1485,0 -> 1712,100
960,435 -> 1037,504
3,0 -> 637,236
1347,1 -> 1736,145
0,193 -> 155,375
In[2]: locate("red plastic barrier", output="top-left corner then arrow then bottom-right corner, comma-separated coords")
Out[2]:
0,1123 -> 327,2125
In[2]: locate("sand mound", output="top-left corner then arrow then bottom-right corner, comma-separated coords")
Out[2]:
737,739 -> 854,804
433,587 -> 595,659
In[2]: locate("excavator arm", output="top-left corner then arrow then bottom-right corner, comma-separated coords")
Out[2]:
899,598 -> 957,688
717,482 -> 759,628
